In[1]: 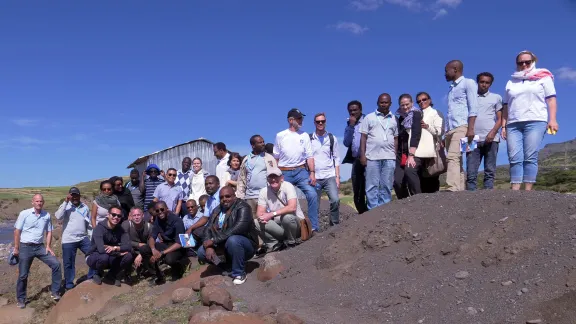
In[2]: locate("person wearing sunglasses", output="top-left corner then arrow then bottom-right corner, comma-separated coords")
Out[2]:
142,164 -> 165,212
502,50 -> 559,191
153,168 -> 184,215
110,176 -> 135,220
416,92 -> 444,193
91,180 -> 121,230
86,205 -> 133,287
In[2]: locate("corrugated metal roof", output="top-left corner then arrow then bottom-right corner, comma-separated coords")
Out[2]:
126,138 -> 215,168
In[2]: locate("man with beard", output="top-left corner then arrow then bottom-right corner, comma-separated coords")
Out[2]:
198,186 -> 258,285
273,108 -> 319,232
126,169 -> 144,208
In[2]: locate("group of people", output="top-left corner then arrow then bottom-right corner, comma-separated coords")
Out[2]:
11,50 -> 559,310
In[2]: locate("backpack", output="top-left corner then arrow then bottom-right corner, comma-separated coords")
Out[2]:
309,133 -> 335,167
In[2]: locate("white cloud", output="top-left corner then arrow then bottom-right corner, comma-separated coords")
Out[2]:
433,8 -> 448,19
436,0 -> 462,8
386,0 -> 422,10
72,133 -> 88,141
557,67 -> 576,81
0,136 -> 53,150
10,119 -> 39,127
330,21 -> 369,35
350,0 -> 383,11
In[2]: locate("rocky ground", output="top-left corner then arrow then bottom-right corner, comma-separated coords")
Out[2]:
2,192 -> 576,323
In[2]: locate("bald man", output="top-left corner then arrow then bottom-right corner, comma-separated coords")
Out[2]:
13,194 -> 62,308
444,60 -> 479,191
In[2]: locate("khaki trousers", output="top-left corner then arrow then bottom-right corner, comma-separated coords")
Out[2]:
445,125 -> 467,191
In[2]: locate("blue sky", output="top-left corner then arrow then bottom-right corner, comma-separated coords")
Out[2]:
1,0 -> 576,188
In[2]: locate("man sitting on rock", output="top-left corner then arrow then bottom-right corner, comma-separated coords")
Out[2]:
144,201 -> 188,284
121,207 -> 156,278
86,205 -> 134,287
197,186 -> 259,285
256,167 -> 303,254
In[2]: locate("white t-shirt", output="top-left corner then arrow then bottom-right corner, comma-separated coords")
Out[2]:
216,153 -> 230,188
258,181 -> 305,220
504,76 -> 556,125
273,129 -> 312,168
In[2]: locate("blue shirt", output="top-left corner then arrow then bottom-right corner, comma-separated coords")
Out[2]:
14,208 -> 53,244
182,210 -> 207,230
153,182 -> 183,212
245,153 -> 267,199
447,76 -> 479,131
343,115 -> 365,158
204,188 -> 221,217
475,91 -> 503,142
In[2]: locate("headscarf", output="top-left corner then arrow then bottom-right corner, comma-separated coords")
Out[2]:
512,51 -> 554,81
95,193 -> 120,210
396,105 -> 421,129
227,168 -> 240,182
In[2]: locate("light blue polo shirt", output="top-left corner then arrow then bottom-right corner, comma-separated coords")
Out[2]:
14,208 -> 53,244
204,188 -> 221,217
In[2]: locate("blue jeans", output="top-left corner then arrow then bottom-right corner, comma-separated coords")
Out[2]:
197,235 -> 255,278
365,159 -> 395,210
466,141 -> 499,190
17,244 -> 62,302
316,177 -> 340,225
62,237 -> 95,289
282,168 -> 319,231
506,121 -> 547,184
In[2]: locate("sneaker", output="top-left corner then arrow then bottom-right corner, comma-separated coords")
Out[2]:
114,279 -> 121,287
51,292 -> 61,301
123,274 -> 133,286
149,277 -> 166,287
232,274 -> 247,285
17,300 -> 25,309
92,274 -> 102,285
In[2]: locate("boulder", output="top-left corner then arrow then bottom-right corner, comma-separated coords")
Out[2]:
189,310 -> 268,324
45,280 -> 131,324
96,301 -> 133,321
201,286 -> 233,311
153,265 -> 208,308
191,279 -> 205,292
257,253 -> 284,282
171,287 -> 194,304
0,297 -> 8,307
255,304 -> 278,315
188,305 -> 210,321
0,305 -> 35,324
276,312 -> 304,324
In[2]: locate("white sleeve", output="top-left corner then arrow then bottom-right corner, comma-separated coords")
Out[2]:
542,76 -> 556,98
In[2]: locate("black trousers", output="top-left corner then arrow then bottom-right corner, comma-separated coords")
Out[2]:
86,252 -> 134,279
351,159 -> 368,214
140,242 -> 188,278
394,157 -> 423,199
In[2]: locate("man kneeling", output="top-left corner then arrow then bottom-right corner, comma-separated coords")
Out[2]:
121,207 -> 157,279
86,205 -> 133,286
198,187 -> 258,285
256,167 -> 303,254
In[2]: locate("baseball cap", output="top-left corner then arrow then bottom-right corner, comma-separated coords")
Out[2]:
267,167 -> 283,177
8,249 -> 19,266
287,108 -> 306,119
69,187 -> 81,195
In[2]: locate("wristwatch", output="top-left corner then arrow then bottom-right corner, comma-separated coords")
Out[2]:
408,153 -> 415,157
273,211 -> 277,216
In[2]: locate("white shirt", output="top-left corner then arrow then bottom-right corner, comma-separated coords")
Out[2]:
216,153 -> 230,188
310,132 -> 340,180
258,181 -> 305,220
273,129 -> 313,168
189,170 -> 207,203
504,76 -> 556,125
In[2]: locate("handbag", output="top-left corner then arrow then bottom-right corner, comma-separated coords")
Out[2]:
272,188 -> 314,241
423,135 -> 447,177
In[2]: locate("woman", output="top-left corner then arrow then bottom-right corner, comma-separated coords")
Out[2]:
110,176 -> 135,220
188,157 -> 209,204
91,180 -> 121,229
502,50 -> 559,190
223,152 -> 242,189
393,94 -> 423,199
416,92 -> 444,193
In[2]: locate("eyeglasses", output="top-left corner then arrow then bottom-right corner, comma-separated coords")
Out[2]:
102,188 -> 112,192
516,60 -> 532,66
155,208 -> 165,213
167,173 -> 177,177
110,213 -> 122,218
417,98 -> 429,104
315,120 -> 326,124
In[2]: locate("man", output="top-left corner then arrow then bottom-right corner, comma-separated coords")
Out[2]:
359,93 -> 399,209
444,60 -> 479,191
141,164 -> 165,211
183,199 -> 208,245
121,207 -> 155,278
153,168 -> 183,215
198,194 -> 209,216
343,100 -> 368,214
86,205 -> 133,287
256,167 -> 303,253
214,142 -> 230,188
13,194 -> 62,308
126,169 -> 144,208
146,201 -> 188,283
273,108 -> 319,232
310,113 -> 341,226
144,201 -> 157,223
198,187 -> 258,285
204,176 -> 221,217
237,135 -> 278,219
55,187 -> 94,290
175,157 -> 193,216
466,72 -> 503,191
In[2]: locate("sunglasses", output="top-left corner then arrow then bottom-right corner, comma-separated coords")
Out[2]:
102,188 -> 112,192
516,60 -> 532,66
155,208 -> 165,213
110,213 -> 122,218
167,173 -> 177,177
417,98 -> 429,104
315,120 -> 326,124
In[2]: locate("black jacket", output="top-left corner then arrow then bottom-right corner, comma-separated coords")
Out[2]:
202,199 -> 258,249
88,220 -> 131,255
397,111 -> 423,157
115,188 -> 135,220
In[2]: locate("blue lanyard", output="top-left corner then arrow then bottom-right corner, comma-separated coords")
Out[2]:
218,211 -> 226,228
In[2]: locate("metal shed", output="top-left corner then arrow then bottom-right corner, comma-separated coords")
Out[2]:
126,138 -> 218,175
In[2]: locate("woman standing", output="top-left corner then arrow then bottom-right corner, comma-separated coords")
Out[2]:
416,92 -> 444,193
502,50 -> 559,190
223,152 -> 242,189
91,180 -> 121,229
188,157 -> 209,203
110,176 -> 134,220
393,94 -> 422,199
